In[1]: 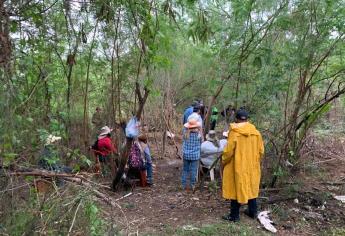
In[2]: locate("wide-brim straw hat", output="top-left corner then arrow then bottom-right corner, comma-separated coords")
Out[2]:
184,119 -> 201,129
206,130 -> 217,141
99,126 -> 113,136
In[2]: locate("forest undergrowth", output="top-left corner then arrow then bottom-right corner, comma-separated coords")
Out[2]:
1,0 -> 345,235
1,114 -> 345,235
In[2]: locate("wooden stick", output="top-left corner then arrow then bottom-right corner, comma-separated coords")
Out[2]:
115,192 -> 133,201
259,188 -> 284,192
9,171 -> 86,179
0,183 -> 30,193
321,182 -> 345,185
8,170 -> 112,190
67,200 -> 82,236
162,114 -> 181,159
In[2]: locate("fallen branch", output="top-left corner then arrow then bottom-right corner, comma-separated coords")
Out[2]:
90,188 -> 131,232
260,188 -> 285,192
312,158 -> 339,164
320,182 -> 345,186
5,169 -> 131,232
283,181 -> 345,186
67,200 -> 82,236
0,183 -> 30,193
263,197 -> 296,204
9,170 -> 87,179
8,170 -> 111,190
115,192 -> 133,201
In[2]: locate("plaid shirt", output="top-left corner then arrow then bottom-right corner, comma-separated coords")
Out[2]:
182,131 -> 201,160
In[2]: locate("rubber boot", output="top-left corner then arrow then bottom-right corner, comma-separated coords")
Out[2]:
222,200 -> 240,222
244,198 -> 258,219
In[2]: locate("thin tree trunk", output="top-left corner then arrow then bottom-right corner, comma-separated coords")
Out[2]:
204,76 -> 231,135
0,0 -> 12,71
83,21 -> 98,149
161,92 -> 167,159
111,87 -> 149,190
111,48 -> 149,190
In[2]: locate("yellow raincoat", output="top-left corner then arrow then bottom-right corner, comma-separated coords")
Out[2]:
222,122 -> 264,204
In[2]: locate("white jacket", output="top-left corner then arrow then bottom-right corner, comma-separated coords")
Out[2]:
200,140 -> 227,168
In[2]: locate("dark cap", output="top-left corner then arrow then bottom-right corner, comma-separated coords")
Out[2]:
191,101 -> 199,107
235,109 -> 249,120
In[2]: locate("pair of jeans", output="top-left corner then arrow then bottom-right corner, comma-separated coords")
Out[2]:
146,162 -> 153,184
181,159 -> 199,189
229,198 -> 257,219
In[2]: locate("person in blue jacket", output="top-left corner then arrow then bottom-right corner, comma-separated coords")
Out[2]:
183,101 -> 199,125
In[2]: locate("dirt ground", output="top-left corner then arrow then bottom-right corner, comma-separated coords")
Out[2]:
2,131 -> 344,235
96,132 -> 345,236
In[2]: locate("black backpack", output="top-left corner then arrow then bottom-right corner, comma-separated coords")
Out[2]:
91,139 -> 99,151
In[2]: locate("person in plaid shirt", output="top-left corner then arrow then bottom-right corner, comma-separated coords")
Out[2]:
182,119 -> 202,191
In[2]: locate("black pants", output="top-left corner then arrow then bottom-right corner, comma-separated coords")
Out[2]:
210,120 -> 216,130
230,198 -> 257,219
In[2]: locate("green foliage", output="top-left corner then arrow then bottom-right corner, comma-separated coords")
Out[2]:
273,165 -> 285,179
2,153 -> 18,167
1,2 -> 345,233
68,148 -> 93,172
2,208 -> 35,236
322,227 -> 345,236
85,201 -> 105,236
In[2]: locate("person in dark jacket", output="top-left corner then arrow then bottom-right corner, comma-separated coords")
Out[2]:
183,101 -> 199,124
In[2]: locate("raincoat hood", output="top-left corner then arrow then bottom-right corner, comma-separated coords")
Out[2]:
230,122 -> 260,137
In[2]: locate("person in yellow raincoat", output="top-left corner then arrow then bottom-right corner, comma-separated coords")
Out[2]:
222,109 -> 264,222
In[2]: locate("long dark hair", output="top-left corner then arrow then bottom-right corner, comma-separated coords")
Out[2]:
184,128 -> 200,139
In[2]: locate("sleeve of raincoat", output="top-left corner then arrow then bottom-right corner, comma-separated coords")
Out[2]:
222,132 -> 236,165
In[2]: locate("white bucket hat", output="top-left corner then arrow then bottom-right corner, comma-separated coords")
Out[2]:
99,126 -> 113,137
222,131 -> 229,138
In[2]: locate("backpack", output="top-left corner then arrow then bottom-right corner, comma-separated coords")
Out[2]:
91,139 -> 99,151
128,142 -> 145,170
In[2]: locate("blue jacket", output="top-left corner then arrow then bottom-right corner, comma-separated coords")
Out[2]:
183,106 -> 194,124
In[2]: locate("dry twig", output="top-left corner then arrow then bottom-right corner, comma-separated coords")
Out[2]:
67,200 -> 82,236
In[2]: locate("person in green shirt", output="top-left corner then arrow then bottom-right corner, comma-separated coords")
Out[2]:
210,106 -> 219,130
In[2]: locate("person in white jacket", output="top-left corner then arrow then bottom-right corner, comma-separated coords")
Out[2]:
200,130 -> 227,180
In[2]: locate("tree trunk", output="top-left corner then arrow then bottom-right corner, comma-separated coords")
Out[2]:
111,87 -> 149,190
83,22 -> 98,149
0,0 -> 11,71
204,77 -> 231,135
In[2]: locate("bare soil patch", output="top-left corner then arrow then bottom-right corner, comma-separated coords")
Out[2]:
98,132 -> 345,235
